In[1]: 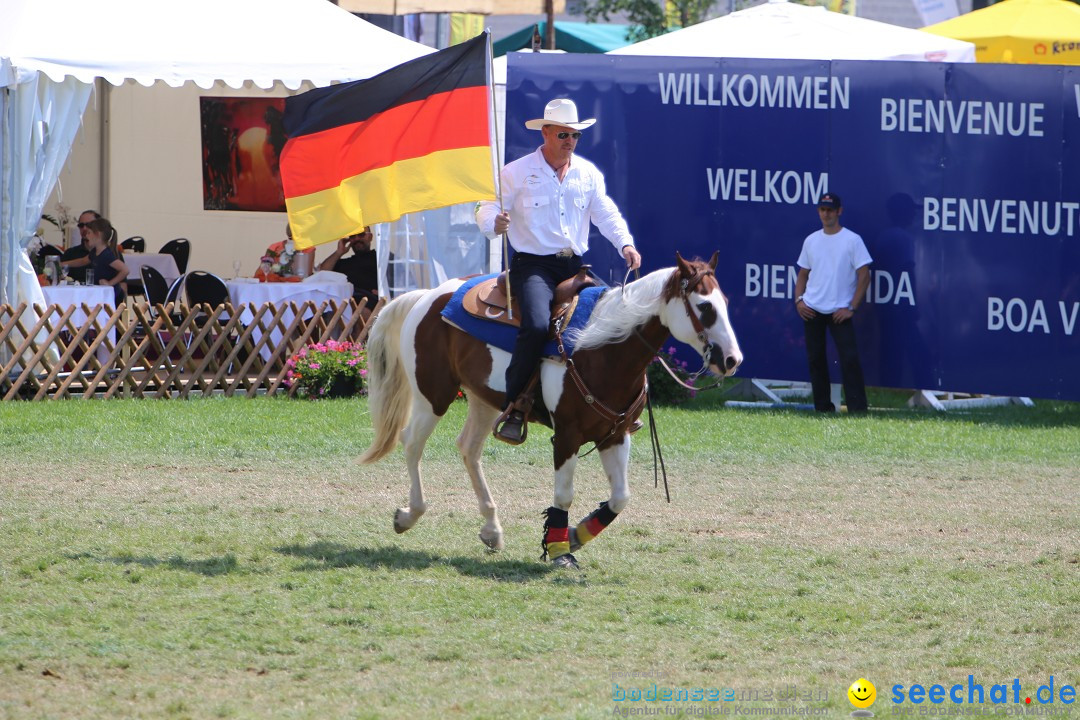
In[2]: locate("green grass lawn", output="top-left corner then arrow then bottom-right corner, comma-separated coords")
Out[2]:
0,395 -> 1077,719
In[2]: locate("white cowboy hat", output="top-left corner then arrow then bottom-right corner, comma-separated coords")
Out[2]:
524,99 -> 596,131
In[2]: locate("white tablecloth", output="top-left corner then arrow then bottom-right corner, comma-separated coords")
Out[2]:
40,285 -> 115,328
123,252 -> 181,286
226,279 -> 353,358
39,285 -> 117,358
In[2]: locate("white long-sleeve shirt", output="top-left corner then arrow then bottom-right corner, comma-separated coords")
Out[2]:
476,147 -> 634,256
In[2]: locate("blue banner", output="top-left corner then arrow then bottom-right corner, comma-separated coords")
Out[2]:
505,54 -> 1080,401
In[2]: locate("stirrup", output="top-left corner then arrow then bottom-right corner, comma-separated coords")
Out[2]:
492,391 -> 535,445
492,407 -> 527,445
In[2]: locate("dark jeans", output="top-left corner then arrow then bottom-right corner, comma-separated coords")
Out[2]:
504,252 -> 582,407
803,311 -> 868,413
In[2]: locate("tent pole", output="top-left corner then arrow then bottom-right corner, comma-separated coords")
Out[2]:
99,79 -> 110,217
545,0 -> 556,49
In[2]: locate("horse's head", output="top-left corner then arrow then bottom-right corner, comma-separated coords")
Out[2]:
663,252 -> 743,377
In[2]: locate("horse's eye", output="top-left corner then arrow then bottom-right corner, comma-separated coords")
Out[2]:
697,301 -> 717,328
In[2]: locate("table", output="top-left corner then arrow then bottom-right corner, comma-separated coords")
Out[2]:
226,279 -> 353,359
39,285 -> 117,361
40,285 -> 115,329
123,252 -> 181,286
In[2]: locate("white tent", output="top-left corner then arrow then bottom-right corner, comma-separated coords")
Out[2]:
0,0 -> 433,337
0,0 -> 432,89
609,0 -> 976,62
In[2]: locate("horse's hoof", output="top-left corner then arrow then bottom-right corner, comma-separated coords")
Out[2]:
393,508 -> 409,534
568,527 -> 582,552
479,530 -> 504,552
551,553 -> 580,570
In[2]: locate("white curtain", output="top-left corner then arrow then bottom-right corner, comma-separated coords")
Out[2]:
375,203 -> 493,299
1,69 -> 92,365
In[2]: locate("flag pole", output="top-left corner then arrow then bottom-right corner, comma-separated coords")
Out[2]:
485,30 -> 512,320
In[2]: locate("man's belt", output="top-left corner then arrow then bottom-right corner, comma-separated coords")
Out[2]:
555,248 -> 575,258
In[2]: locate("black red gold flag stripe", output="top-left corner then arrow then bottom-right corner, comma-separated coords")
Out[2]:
280,33 -> 495,249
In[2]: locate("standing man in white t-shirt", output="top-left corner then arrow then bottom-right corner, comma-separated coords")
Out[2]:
793,192 -> 872,413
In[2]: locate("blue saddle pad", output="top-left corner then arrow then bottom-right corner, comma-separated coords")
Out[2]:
440,273 -> 606,357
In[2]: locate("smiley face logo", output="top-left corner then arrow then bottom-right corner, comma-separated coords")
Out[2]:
848,678 -> 877,709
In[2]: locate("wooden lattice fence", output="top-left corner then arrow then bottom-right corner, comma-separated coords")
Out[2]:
0,298 -> 380,400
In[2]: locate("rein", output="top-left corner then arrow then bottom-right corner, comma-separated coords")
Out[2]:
551,263 -> 723,493
635,329 -> 726,393
631,263 -> 727,392
553,311 -> 648,455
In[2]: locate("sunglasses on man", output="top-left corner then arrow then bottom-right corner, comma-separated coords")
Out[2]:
556,131 -> 582,140
77,222 -> 91,228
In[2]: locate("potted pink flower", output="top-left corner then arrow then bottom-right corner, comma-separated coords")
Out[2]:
285,340 -> 367,398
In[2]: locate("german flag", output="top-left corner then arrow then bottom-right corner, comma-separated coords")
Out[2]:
280,33 -> 495,249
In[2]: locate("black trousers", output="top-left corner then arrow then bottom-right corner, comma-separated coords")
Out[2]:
504,252 -> 582,407
803,311 -> 868,413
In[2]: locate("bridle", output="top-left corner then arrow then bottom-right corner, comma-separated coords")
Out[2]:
645,264 -> 728,393
551,262 -> 730,499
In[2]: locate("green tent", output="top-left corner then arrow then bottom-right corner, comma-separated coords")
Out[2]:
493,21 -> 633,57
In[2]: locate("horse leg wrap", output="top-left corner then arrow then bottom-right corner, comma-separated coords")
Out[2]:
573,501 -> 619,549
540,507 -> 570,561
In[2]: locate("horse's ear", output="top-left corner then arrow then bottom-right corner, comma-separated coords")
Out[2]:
675,252 -> 691,276
707,251 -> 718,270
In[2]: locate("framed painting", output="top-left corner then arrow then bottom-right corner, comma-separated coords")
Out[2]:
200,96 -> 287,211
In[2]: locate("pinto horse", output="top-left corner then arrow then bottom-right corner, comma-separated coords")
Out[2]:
358,253 -> 742,568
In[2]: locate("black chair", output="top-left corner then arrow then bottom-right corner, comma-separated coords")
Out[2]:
141,265 -> 169,308
121,236 -> 146,253
159,238 -> 190,274
139,266 -> 186,360
165,274 -> 185,306
124,240 -> 147,297
183,271 -> 229,309
183,271 -> 239,368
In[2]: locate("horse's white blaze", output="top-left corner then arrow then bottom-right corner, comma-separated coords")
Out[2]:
662,289 -> 743,377
703,287 -> 743,373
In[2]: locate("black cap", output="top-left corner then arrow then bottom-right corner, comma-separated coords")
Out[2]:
817,192 -> 841,209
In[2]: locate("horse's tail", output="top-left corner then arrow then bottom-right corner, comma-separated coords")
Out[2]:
359,289 -> 428,464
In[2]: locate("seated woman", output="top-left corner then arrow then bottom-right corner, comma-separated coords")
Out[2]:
84,217 -> 129,305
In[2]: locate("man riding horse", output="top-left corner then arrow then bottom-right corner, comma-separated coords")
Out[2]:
476,98 -> 642,446
358,100 -> 742,571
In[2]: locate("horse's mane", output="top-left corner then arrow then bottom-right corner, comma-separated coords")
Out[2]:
569,267 -> 675,352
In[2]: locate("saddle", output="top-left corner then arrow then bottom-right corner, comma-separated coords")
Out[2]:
461,265 -> 598,330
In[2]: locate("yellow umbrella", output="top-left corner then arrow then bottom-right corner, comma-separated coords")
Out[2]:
923,0 -> 1080,64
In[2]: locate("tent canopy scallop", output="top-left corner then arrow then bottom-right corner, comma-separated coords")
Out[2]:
0,0 -> 434,89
